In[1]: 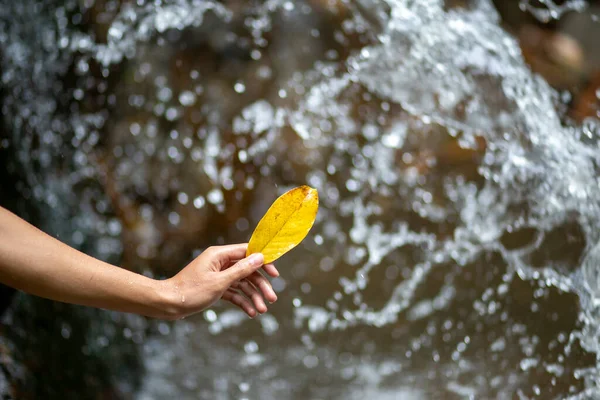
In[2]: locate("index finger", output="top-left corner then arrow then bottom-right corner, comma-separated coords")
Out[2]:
225,261 -> 279,278
208,243 -> 248,269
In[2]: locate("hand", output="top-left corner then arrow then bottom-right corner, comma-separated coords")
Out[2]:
164,244 -> 279,319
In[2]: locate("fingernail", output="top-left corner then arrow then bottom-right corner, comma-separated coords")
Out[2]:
247,253 -> 264,265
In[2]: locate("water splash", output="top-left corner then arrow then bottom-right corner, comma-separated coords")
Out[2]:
519,0 -> 589,23
2,0 -> 600,398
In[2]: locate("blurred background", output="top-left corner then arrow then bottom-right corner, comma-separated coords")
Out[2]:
1,0 -> 600,398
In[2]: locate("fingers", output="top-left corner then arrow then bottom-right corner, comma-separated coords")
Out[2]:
222,289 -> 257,318
246,271 -> 278,304
262,263 -> 279,278
232,280 -> 268,313
224,253 -> 265,282
225,260 -> 279,278
205,244 -> 248,270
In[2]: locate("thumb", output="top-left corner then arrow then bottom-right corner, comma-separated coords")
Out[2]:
224,253 -> 265,282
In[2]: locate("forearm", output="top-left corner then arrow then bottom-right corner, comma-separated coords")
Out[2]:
0,207 -> 180,319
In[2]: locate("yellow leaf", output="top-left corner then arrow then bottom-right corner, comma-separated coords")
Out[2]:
247,185 -> 319,263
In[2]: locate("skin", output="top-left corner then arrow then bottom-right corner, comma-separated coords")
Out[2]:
0,206 -> 279,320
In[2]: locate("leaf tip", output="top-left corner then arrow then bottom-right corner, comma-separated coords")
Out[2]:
300,185 -> 319,200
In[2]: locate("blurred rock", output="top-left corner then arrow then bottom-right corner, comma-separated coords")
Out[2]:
570,71 -> 600,122
519,25 -> 585,90
559,6 -> 600,70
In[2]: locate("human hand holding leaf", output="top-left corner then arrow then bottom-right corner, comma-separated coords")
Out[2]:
247,185 -> 319,263
160,186 -> 317,319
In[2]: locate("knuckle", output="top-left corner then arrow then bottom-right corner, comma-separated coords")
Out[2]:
231,294 -> 243,305
255,276 -> 267,286
236,259 -> 251,273
253,277 -> 267,288
240,258 -> 251,267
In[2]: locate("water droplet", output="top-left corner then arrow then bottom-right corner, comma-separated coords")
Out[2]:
165,107 -> 179,121
234,82 -> 246,93
158,322 -> 170,335
177,192 -> 189,205
168,212 -> 180,226
244,341 -> 258,353
303,355 -> 319,368
207,189 -> 224,204
204,309 -> 217,322
193,196 -> 206,209
250,49 -> 261,60
239,382 -> 250,392
157,86 -> 172,102
178,90 -> 196,106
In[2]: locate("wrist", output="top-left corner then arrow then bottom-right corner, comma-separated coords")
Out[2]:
150,278 -> 185,320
